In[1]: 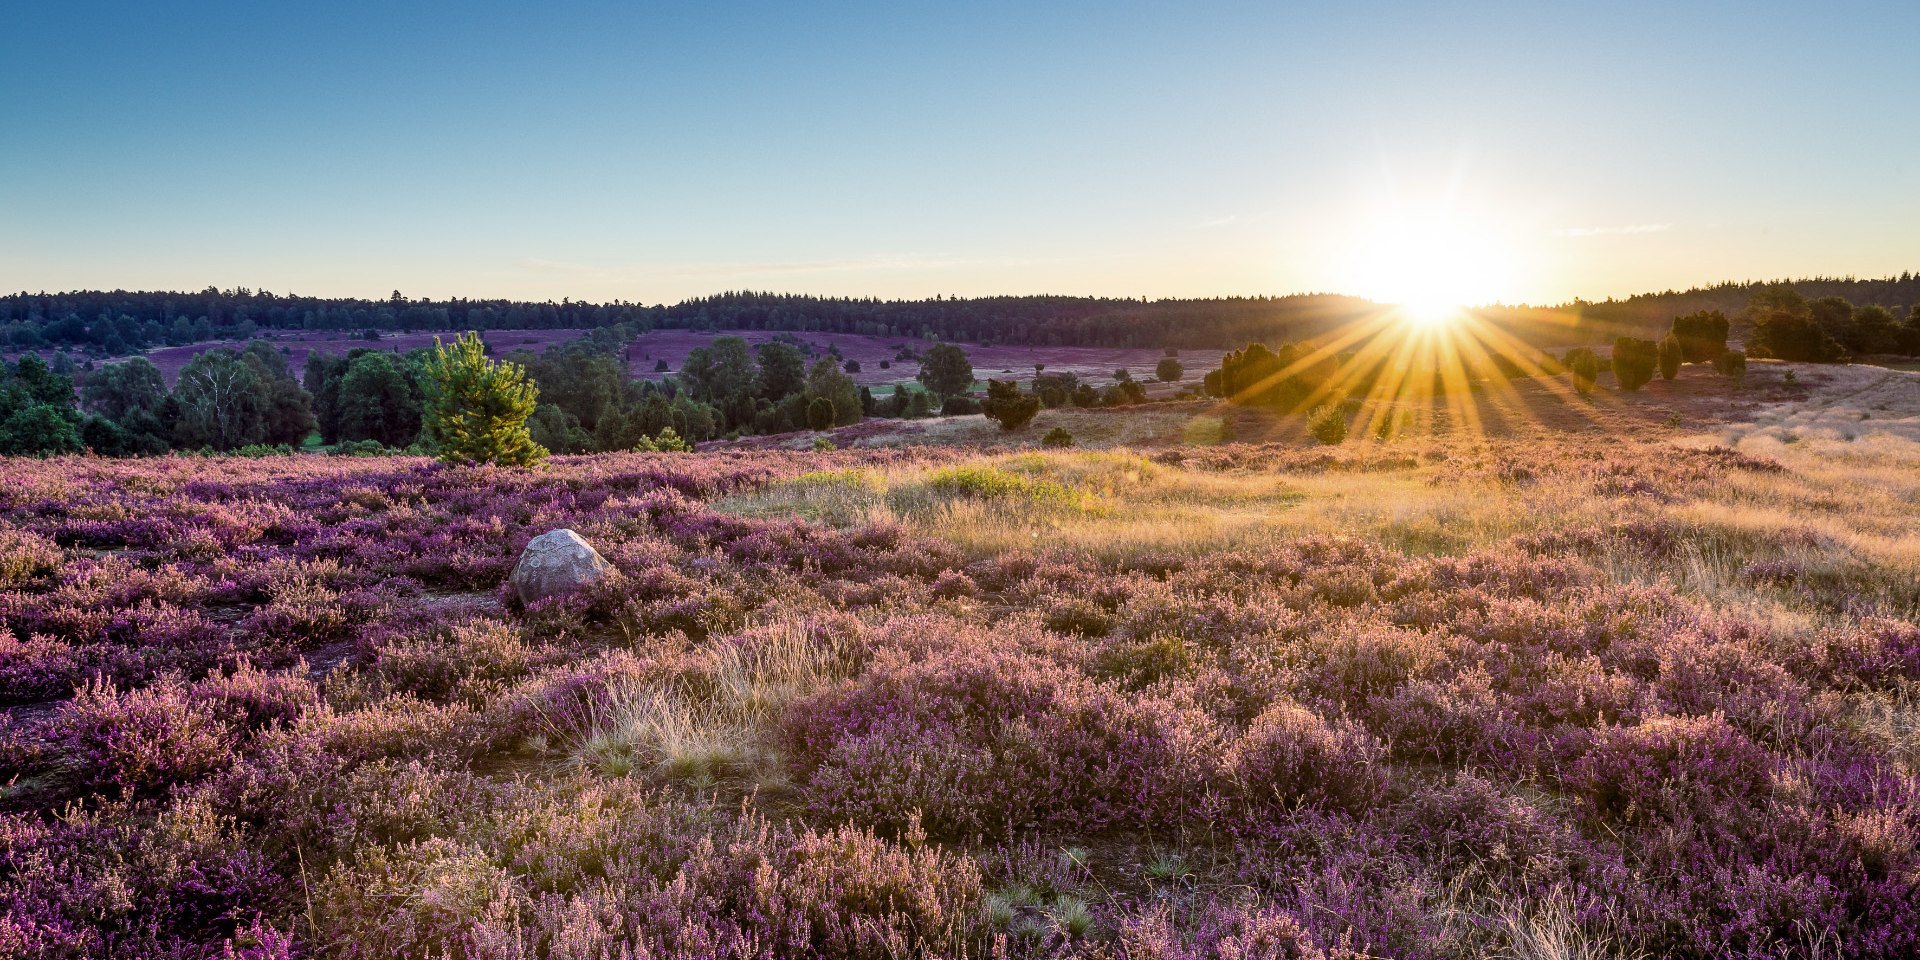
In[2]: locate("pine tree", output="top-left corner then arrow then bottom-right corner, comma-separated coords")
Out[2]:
422,331 -> 546,467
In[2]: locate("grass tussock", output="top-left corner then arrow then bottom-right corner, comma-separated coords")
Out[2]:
565,621 -> 863,790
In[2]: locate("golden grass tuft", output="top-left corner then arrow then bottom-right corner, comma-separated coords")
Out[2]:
565,622 -> 862,790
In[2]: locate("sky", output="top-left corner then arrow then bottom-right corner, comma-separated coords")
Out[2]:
4,1 -> 1916,307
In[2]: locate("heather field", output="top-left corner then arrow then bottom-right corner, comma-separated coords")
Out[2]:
5,374 -> 1920,959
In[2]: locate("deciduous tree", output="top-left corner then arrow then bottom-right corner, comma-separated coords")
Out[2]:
171,349 -> 266,450
916,344 -> 975,399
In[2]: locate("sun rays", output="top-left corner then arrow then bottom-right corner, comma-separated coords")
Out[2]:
1220,301 -> 1607,440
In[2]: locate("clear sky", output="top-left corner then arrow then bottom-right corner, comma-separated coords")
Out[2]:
4,1 -> 1915,306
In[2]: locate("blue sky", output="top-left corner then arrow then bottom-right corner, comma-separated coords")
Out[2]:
4,1 -> 1915,305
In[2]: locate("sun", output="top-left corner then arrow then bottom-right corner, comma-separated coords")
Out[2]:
1342,208 -> 1521,325
1398,296 -> 1460,330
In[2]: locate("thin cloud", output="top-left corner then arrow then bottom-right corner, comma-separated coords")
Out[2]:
1550,223 -> 1673,238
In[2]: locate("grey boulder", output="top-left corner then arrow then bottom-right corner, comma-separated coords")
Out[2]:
510,529 -> 612,605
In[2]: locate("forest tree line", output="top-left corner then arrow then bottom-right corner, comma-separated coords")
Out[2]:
0,288 -> 1381,354
16,273 -> 1909,359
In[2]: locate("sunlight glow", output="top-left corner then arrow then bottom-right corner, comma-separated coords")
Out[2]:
1343,208 -> 1522,318
1397,300 -> 1459,330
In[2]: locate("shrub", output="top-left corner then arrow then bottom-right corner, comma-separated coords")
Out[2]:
1033,372 -> 1077,407
317,838 -> 526,959
333,438 -> 387,456
1092,634 -> 1192,691
1672,309 -> 1730,362
1748,288 -> 1843,362
0,528 -> 61,587
811,435 -> 837,452
55,678 -> 238,794
1714,349 -> 1747,378
1307,404 -> 1347,445
190,661 -> 320,730
1121,904 -> 1329,960
806,396 -> 835,431
1563,347 -> 1600,395
1100,381 -> 1147,406
1568,713 -> 1773,823
631,426 -> 692,452
1658,333 -> 1683,380
1042,426 -> 1073,447
1229,701 -> 1382,812
373,618 -> 542,703
0,799 -> 290,959
1612,337 -> 1658,391
229,443 -> 294,458
981,379 -> 1041,431
783,646 -> 1220,835
940,395 -> 980,416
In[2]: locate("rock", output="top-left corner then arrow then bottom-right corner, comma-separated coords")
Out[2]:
509,529 -> 612,605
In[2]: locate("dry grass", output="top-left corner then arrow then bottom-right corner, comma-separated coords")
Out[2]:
728,444 -> 1624,561
720,450 -> 1313,560
724,367 -> 1920,629
1847,680 -> 1920,778
565,622 -> 862,789
1490,893 -> 1648,960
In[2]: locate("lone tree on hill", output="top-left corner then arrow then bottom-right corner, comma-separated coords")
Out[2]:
423,331 -> 546,467
981,379 -> 1041,430
917,344 -> 975,399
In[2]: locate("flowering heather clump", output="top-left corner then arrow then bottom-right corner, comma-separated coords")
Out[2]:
1568,712 -> 1775,822
1120,903 -> 1336,959
54,677 -> 238,794
783,640 -> 1221,836
188,660 -> 320,730
0,529 -> 61,587
2,427 -> 1919,958
1229,702 -> 1383,814
0,799 -> 289,959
